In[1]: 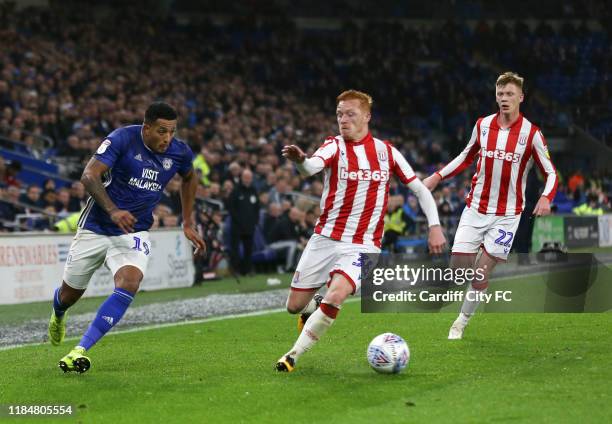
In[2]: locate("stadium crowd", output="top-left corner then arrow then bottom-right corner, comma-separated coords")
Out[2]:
0,2 -> 611,275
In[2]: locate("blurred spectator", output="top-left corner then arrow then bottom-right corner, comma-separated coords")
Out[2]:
0,185 -> 25,222
4,161 -> 22,187
269,177 -> 292,205
567,170 -> 585,197
193,146 -> 211,186
69,182 -> 87,212
263,202 -> 283,241
402,196 -> 421,234
153,204 -> 174,227
382,195 -> 414,252
573,192 -> 605,215
19,184 -> 43,209
160,176 -> 182,214
267,207 -> 305,272
226,162 -> 242,187
43,178 -> 56,192
42,189 -> 61,212
0,156 -> 6,184
227,169 -> 260,275
56,187 -> 71,215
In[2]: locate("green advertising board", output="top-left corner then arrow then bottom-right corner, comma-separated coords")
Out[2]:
532,215 -> 565,252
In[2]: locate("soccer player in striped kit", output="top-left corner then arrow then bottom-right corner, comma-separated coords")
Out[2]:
423,72 -> 558,339
276,90 -> 447,372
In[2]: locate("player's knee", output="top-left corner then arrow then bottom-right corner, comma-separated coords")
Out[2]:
115,279 -> 140,294
285,299 -> 299,314
324,284 -> 351,306
114,266 -> 143,294
472,277 -> 488,291
59,282 -> 85,306
285,297 -> 305,314
286,305 -> 302,314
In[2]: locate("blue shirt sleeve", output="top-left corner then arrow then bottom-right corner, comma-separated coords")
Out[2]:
94,128 -> 126,168
178,143 -> 195,176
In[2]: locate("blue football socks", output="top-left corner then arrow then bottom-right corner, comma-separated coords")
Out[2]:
53,287 -> 69,319
78,288 -> 134,351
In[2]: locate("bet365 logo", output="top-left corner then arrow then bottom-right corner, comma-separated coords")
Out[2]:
340,167 -> 389,182
480,147 -> 521,163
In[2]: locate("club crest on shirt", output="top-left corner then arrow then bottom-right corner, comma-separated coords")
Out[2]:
518,134 -> 527,145
162,158 -> 173,170
482,128 -> 488,137
377,151 -> 388,162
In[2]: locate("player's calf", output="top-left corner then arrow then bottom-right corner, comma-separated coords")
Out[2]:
297,294 -> 323,333
285,288 -> 319,314
49,284 -> 85,346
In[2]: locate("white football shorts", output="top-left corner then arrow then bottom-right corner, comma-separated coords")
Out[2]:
451,207 -> 521,261
291,233 -> 380,295
62,228 -> 151,290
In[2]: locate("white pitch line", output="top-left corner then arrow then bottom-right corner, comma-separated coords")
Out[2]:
0,298 -> 361,352
0,308 -> 285,352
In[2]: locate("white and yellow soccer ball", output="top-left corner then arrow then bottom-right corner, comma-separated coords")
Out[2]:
367,333 -> 410,374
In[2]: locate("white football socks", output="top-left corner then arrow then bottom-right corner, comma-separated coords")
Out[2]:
289,305 -> 337,360
460,285 -> 488,318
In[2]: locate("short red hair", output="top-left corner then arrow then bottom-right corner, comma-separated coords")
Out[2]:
336,90 -> 373,112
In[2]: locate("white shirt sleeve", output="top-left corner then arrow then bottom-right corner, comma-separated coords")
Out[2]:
296,138 -> 338,177
296,157 -> 325,176
531,129 -> 558,201
407,178 -> 441,227
390,146 -> 416,184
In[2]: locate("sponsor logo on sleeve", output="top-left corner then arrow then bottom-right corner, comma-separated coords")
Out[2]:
96,139 -> 111,154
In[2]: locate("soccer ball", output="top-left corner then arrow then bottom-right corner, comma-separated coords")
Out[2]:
367,333 -> 410,374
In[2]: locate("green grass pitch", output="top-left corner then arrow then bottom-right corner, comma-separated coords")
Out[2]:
1,303 -> 611,423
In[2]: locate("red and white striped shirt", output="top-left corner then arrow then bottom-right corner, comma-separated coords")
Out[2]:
437,113 -> 558,216
299,132 -> 437,248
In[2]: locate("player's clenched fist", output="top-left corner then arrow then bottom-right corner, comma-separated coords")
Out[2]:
428,225 -> 447,255
282,145 -> 306,163
109,209 -> 137,234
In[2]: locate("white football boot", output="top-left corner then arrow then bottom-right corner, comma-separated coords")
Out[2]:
448,313 -> 470,340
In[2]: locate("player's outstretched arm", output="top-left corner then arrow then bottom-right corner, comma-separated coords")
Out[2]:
179,169 -> 206,255
81,157 -> 137,233
282,144 -> 327,177
424,123 -> 480,191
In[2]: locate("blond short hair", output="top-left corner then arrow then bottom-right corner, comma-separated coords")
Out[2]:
496,72 -> 524,91
336,90 -> 373,112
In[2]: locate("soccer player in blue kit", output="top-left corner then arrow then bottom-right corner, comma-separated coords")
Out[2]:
48,102 -> 206,373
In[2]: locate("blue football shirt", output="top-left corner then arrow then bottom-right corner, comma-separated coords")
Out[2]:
78,125 -> 194,236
